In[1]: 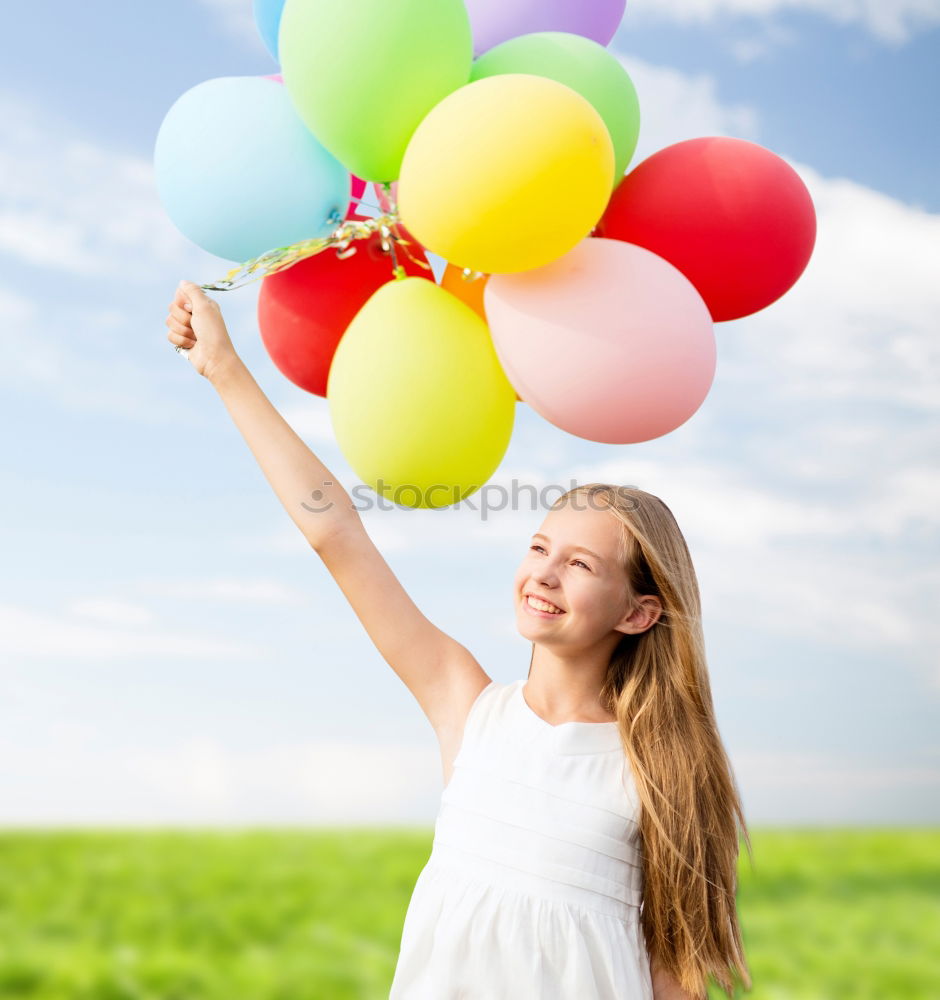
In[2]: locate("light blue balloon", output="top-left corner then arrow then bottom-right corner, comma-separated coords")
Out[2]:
253,0 -> 286,61
154,76 -> 348,262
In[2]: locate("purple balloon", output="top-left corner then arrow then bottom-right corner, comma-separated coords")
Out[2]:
465,0 -> 627,55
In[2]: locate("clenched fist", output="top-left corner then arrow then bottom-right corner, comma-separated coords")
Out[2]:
165,281 -> 240,382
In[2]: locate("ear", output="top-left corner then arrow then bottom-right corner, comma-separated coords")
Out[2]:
614,595 -> 663,636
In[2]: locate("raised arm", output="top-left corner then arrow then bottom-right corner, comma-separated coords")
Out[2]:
165,281 -> 491,752
166,280 -> 357,545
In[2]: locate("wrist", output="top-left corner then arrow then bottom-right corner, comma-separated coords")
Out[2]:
207,353 -> 246,390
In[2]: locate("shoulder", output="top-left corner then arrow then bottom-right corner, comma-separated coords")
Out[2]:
465,677 -> 512,724
437,677 -> 516,789
442,677 -> 519,747
460,677 -> 522,740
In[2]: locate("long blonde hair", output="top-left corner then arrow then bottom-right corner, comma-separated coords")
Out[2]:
542,484 -> 752,998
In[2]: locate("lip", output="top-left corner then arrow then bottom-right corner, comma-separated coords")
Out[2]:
522,593 -> 566,618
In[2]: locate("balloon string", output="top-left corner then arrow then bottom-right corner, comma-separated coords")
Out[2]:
349,193 -> 383,214
390,220 -> 432,276
200,208 -> 429,291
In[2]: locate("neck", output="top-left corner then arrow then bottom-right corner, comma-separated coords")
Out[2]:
525,643 -> 618,723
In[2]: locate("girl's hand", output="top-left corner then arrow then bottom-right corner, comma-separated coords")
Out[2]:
165,280 -> 240,382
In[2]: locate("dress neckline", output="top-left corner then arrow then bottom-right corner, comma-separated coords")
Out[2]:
520,679 -> 618,728
515,680 -> 622,755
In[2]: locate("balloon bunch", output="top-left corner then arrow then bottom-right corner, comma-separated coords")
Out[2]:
154,0 -> 816,509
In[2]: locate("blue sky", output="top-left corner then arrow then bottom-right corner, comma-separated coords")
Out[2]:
1,0 -> 938,828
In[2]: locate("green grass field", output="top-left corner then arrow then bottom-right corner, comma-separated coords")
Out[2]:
0,829 -> 936,999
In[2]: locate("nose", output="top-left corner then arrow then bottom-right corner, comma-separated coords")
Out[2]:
533,561 -> 560,588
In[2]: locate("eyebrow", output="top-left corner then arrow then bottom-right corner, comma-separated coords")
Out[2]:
531,533 -> 606,564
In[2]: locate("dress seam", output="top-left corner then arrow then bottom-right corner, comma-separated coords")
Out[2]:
452,759 -> 641,829
425,848 -> 638,924
441,798 -> 643,870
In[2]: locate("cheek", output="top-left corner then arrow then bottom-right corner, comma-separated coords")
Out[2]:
569,582 -> 609,617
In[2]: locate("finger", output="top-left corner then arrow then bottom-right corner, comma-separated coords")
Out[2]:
172,286 -> 193,313
166,317 -> 194,338
168,302 -> 192,325
167,330 -> 196,348
176,280 -> 214,314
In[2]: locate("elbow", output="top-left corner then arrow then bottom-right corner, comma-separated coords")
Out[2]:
302,491 -> 360,550
307,511 -> 362,554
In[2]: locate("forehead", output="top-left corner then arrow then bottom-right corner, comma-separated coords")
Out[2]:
534,502 -> 623,560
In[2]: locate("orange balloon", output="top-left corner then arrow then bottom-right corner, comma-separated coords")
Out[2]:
442,263 -> 488,318
441,264 -> 521,403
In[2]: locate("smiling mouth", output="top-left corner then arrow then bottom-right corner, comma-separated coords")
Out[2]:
524,595 -> 565,615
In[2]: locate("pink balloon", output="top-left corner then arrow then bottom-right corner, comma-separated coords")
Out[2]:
348,175 -> 367,217
265,74 -> 283,83
372,180 -> 398,214
485,239 -> 716,444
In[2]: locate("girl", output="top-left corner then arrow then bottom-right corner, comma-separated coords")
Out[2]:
165,280 -> 753,1000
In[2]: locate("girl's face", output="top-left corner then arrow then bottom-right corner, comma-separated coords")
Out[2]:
513,502 -> 636,648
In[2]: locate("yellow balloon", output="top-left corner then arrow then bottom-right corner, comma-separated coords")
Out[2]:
326,277 -> 516,508
440,264 -> 521,403
398,74 -> 614,275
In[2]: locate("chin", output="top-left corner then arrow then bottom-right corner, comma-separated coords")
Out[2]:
514,610 -> 538,641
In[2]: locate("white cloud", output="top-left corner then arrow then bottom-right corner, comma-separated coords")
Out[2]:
4,725 -> 936,827
561,454 -> 940,666
616,56 -> 760,165
278,397 -> 336,444
0,604 -> 258,660
138,575 -> 310,606
740,166 -> 940,411
197,0 -> 268,51
570,453 -> 940,552
0,286 -> 38,326
736,751 -> 940,790
0,92 -> 201,279
0,733 -> 443,826
733,750 -> 940,823
624,0 -> 940,44
0,283 -> 211,423
0,89 -> 263,422
66,599 -> 155,628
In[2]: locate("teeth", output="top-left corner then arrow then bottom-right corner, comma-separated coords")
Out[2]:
527,596 -> 563,614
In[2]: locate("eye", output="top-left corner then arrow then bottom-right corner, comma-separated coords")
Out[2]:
530,545 -> 590,571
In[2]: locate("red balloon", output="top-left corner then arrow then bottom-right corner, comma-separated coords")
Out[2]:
595,137 -> 816,322
258,214 -> 433,397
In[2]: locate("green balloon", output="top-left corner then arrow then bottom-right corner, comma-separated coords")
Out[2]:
279,0 -> 472,182
470,31 -> 641,185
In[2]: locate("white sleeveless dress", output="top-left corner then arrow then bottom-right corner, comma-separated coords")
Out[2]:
388,678 -> 653,999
